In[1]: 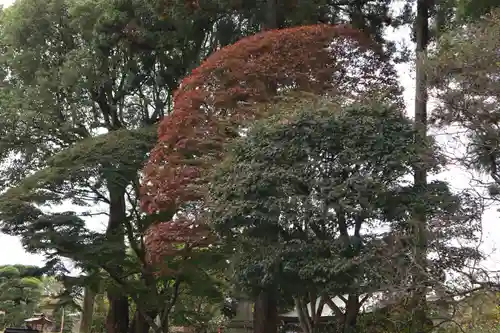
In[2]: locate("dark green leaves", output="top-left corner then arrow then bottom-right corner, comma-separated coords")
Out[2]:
209,98 -> 423,296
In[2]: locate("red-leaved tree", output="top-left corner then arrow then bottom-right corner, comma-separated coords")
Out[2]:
140,23 -> 401,333
141,23 -> 400,268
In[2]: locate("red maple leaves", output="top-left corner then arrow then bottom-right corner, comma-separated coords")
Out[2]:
144,218 -> 213,272
141,24 -> 399,267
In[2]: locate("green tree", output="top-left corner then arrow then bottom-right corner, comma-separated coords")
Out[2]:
0,265 -> 44,329
427,10 -> 500,202
0,0 -> 222,331
208,96 -> 483,333
141,20 -> 402,333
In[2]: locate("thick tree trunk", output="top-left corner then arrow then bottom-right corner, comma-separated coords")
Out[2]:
106,296 -> 129,333
78,286 -> 96,333
253,289 -> 278,333
105,182 -> 130,333
323,294 -> 360,333
411,0 -> 432,332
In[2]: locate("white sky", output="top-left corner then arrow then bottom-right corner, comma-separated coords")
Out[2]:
0,0 -> 499,276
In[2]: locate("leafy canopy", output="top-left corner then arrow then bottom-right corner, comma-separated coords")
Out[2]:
207,95 -> 483,333
208,96 -> 421,296
0,265 -> 44,329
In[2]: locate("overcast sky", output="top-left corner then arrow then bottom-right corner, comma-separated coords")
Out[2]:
0,0 -> 499,274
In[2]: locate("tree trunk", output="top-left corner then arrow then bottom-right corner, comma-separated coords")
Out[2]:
162,316 -> 169,333
253,289 -> 278,333
254,1 -> 280,331
78,286 -> 96,333
411,0 -> 432,332
264,0 -> 277,30
128,270 -> 158,333
106,289 -> 129,333
294,297 -> 312,333
105,181 -> 130,333
343,295 -> 359,333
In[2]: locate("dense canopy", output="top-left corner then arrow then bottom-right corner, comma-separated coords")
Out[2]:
141,23 -> 401,215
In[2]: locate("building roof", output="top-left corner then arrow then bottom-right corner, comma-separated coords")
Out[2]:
25,316 -> 53,323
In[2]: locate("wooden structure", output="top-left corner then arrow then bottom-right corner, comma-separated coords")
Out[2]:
24,313 -> 53,332
4,313 -> 53,333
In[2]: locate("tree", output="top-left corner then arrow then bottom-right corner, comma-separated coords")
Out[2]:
207,94 -> 483,333
168,271 -> 227,333
401,1 -> 500,329
444,290 -> 500,333
141,23 -> 401,333
426,9 -> 500,198
0,0 -> 223,331
141,23 -> 400,222
179,0 -> 409,51
207,97 -> 421,333
410,0 -> 434,331
0,265 -> 45,329
456,0 -> 500,21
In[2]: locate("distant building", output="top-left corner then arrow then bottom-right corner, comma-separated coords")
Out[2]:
24,313 -> 54,332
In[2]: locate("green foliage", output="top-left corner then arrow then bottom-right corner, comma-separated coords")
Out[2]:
433,291 -> 500,333
0,265 -> 44,329
170,279 -> 225,332
210,97 -> 420,296
456,0 -> 500,21
208,95 -> 483,332
0,0 -> 219,329
427,9 -> 500,195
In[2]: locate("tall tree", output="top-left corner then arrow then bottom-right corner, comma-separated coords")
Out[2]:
410,0 -> 433,331
208,95 -> 483,333
208,98 -> 421,333
427,11 -> 500,213
0,1 -> 423,333
0,0 -> 220,332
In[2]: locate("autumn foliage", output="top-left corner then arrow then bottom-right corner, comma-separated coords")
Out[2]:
141,24 -> 400,266
144,218 -> 213,272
